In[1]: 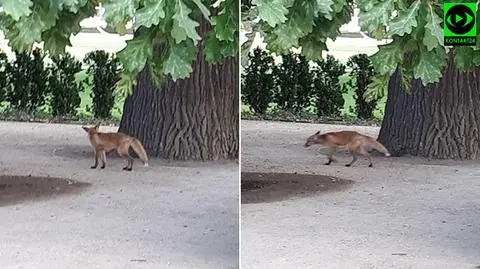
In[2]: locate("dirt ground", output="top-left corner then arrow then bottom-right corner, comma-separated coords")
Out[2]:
0,175 -> 91,207
241,120 -> 480,269
241,172 -> 353,204
0,121 -> 239,269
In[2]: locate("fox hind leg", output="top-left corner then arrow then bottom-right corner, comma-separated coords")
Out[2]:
324,147 -> 336,165
91,150 -> 99,169
345,141 -> 360,167
358,147 -> 373,167
118,145 -> 134,171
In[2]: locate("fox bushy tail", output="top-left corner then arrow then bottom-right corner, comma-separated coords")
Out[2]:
130,138 -> 149,166
368,139 -> 391,157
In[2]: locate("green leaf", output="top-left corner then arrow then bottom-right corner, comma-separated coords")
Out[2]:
266,3 -> 314,52
117,31 -> 154,75
171,0 -> 201,45
423,5 -> 443,50
42,29 -> 71,55
50,7 -> 95,48
204,31 -> 223,63
267,20 -> 303,51
103,0 -> 137,35
413,46 -> 446,86
170,25 -> 187,44
149,58 -> 166,88
356,0 -> 379,12
370,40 -> 404,76
359,0 -> 395,35
399,66 -> 413,94
314,0 -> 334,20
133,0 -> 166,30
212,14 -> 236,42
455,47 -> 473,71
332,0 -> 347,13
192,0 -> 212,24
365,74 -> 388,103
473,51 -> 480,67
35,0 -> 60,29
163,40 -> 197,81
0,0 -> 33,20
115,71 -> 137,98
454,47 -> 480,71
387,0 -> 420,37
219,35 -> 238,59
214,0 -> 238,42
56,0 -> 80,12
12,13 -> 46,52
291,3 -> 315,34
300,38 -> 327,61
252,0 -> 288,27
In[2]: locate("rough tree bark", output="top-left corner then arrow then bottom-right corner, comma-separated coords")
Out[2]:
378,53 -> 480,160
118,21 -> 239,161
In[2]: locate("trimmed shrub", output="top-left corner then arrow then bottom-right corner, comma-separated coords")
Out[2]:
48,53 -> 83,117
312,55 -> 346,117
5,49 -> 48,113
241,48 -> 275,114
273,52 -> 314,113
84,50 -> 120,119
346,54 -> 377,119
0,51 -> 9,102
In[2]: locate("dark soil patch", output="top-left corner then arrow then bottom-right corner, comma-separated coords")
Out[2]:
0,175 -> 91,207
241,172 -> 353,204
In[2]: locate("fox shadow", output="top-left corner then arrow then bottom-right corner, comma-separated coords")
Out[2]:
51,144 -> 125,160
311,146 -> 387,157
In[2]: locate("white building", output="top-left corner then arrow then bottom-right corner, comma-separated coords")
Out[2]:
242,8 -> 390,64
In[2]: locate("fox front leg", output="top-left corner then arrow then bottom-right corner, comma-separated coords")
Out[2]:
345,150 -> 357,167
100,150 -> 106,169
91,150 -> 99,169
324,147 -> 336,165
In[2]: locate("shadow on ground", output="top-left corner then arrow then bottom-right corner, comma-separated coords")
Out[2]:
241,172 -> 353,204
0,175 -> 91,207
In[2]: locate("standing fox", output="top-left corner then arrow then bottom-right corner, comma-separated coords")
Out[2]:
304,130 -> 390,167
82,123 -> 149,171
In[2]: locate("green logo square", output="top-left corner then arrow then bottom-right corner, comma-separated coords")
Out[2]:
444,2 -> 477,46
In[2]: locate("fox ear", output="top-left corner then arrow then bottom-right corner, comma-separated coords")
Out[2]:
94,122 -> 100,129
82,126 -> 89,132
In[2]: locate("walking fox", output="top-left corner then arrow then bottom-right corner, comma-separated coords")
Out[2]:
304,130 -> 390,167
82,123 -> 149,171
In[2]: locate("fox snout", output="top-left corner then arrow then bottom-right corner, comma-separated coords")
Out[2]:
304,138 -> 317,147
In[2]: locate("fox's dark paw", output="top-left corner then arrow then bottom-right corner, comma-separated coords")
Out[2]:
90,166 -> 97,169
122,167 -> 132,171
100,165 -> 105,169
324,162 -> 331,165
368,164 -> 373,167
345,164 -> 351,167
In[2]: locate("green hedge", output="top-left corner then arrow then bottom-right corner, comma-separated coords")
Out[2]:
0,48 -> 121,120
242,48 -> 382,120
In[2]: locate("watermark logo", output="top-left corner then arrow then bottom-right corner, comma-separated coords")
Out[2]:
444,2 -> 477,46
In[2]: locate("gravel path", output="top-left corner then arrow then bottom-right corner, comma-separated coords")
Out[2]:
241,120 -> 480,269
0,121 -> 239,269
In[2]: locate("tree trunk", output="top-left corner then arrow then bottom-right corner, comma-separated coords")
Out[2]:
118,22 -> 238,161
378,53 -> 480,160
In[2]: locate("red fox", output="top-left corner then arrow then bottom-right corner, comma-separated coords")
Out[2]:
82,123 -> 149,171
304,130 -> 390,167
